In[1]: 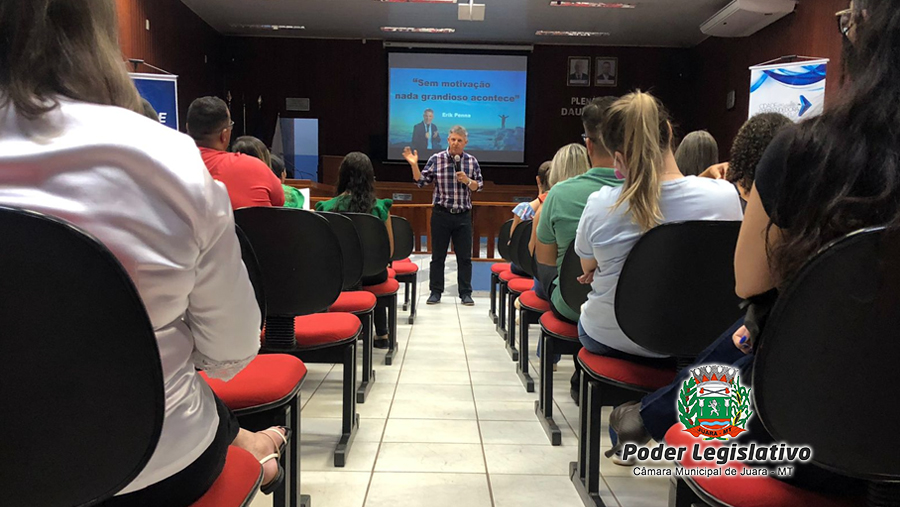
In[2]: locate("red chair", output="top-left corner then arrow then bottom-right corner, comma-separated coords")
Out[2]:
517,289 -> 551,392
320,212 -> 378,404
503,220 -> 535,361
391,216 -> 419,324
236,208 -> 362,468
570,221 -> 743,506
490,219 -> 514,324
0,207 -> 265,507
344,212 -> 401,366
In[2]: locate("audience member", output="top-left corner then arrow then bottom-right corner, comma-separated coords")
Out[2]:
606,2 -> 887,487
187,97 -> 285,209
316,152 -> 394,349
508,161 -> 552,279
574,91 -> 742,367
0,0 -> 287,503
726,113 -> 793,201
674,130 -> 719,176
547,142 -> 592,188
232,136 -> 306,209
533,98 -> 621,399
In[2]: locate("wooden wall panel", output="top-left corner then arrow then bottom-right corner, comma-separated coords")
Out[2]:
689,0 -> 848,159
114,0 -> 224,130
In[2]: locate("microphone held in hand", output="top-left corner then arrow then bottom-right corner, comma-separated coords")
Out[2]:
453,154 -> 461,172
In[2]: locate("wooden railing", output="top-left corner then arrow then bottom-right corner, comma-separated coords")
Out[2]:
307,199 -> 517,261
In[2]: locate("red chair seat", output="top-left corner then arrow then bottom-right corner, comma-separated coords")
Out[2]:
519,290 -> 551,312
491,262 -> 511,274
577,348 -> 675,391
392,262 -> 418,275
500,270 -> 529,283
539,311 -> 578,338
262,313 -> 362,348
363,277 -> 400,296
508,278 -> 533,293
387,267 -> 396,278
201,355 -> 307,411
329,291 -> 377,314
189,446 -> 262,507
664,425 -> 863,507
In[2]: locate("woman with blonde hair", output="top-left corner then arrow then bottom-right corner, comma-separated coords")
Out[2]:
574,91 -> 742,362
548,142 -> 591,187
0,0 -> 288,503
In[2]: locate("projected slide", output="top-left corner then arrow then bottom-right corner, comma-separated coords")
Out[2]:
388,53 -> 528,164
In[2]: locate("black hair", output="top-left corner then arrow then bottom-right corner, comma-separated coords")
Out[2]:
186,96 -> 229,141
581,96 -> 618,144
271,154 -> 286,179
231,136 -> 271,168
727,113 -> 793,193
768,0 -> 900,283
337,152 -> 377,214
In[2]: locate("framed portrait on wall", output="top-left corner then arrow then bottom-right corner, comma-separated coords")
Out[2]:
567,56 -> 591,87
595,57 -> 618,87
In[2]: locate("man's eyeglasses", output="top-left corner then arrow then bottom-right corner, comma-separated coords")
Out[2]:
836,8 -> 854,37
226,120 -> 235,130
581,133 -> 594,143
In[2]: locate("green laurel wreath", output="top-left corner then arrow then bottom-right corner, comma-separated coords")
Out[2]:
730,375 -> 753,429
678,378 -> 697,428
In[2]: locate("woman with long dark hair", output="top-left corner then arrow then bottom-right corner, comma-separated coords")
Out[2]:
316,152 -> 395,348
0,1 -> 288,503
232,135 -> 306,208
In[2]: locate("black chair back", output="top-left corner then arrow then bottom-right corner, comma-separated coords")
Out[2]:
559,242 -> 592,311
0,207 -> 164,507
235,207 -> 343,316
497,219 -> 514,261
754,227 -> 900,483
319,212 -> 364,290
236,224 -> 266,329
507,220 -> 532,271
614,221 -> 743,358
343,213 -> 391,278
390,216 -> 414,262
513,221 -> 536,278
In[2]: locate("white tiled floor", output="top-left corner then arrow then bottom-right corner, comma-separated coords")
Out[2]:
251,255 -> 668,507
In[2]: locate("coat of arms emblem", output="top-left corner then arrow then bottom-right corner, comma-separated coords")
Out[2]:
678,364 -> 753,440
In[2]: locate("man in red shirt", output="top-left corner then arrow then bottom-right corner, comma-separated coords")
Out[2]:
186,96 -> 284,209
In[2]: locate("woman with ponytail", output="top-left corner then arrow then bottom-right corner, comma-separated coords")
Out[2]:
316,152 -> 394,348
573,91 -> 743,363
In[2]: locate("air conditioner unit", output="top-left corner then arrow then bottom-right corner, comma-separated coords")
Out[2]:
700,0 -> 797,38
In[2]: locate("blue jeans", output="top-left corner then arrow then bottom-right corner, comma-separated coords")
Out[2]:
577,322 -> 677,368
532,279 -> 548,301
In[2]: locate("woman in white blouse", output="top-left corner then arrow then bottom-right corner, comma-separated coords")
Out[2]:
574,91 -> 743,363
0,1 -> 285,504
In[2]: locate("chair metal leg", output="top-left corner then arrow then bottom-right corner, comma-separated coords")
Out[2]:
506,291 -> 519,362
669,477 -> 704,507
335,342 -> 359,467
356,311 -> 375,404
535,332 -> 562,445
384,294 -> 398,366
407,278 -> 416,325
489,272 -> 498,323
517,309 -> 535,392
402,281 -> 410,311
571,374 -> 607,507
497,283 -> 508,340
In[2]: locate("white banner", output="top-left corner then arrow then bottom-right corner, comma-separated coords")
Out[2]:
748,59 -> 829,122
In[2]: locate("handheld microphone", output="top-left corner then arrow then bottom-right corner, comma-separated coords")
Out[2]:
453,154 -> 461,171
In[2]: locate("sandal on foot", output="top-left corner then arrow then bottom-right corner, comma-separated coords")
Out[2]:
261,426 -> 292,457
258,453 -> 285,495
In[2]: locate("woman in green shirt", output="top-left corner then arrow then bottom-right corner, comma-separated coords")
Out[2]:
231,136 -> 305,209
316,152 -> 394,348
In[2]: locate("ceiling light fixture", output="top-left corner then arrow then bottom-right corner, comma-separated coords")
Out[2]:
381,26 -> 456,33
549,1 -> 636,7
230,24 -> 305,30
535,30 -> 610,36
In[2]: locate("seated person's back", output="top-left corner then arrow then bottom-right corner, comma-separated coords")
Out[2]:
187,96 -> 284,210
0,98 -> 261,495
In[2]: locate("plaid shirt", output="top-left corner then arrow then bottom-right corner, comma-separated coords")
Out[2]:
417,150 -> 483,212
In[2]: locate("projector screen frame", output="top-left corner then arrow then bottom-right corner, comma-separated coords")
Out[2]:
385,47 -> 531,167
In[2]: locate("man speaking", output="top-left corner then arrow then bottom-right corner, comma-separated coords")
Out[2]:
411,108 -> 442,155
403,126 -> 483,306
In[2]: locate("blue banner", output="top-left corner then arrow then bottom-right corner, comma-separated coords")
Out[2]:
131,73 -> 179,130
748,60 -> 828,122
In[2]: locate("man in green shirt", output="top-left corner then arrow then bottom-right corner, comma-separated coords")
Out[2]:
534,96 -> 621,401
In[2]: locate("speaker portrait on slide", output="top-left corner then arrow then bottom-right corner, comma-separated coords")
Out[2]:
411,108 -> 442,155
595,57 -> 618,87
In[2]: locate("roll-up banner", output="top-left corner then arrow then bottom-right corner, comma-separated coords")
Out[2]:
749,59 -> 829,122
